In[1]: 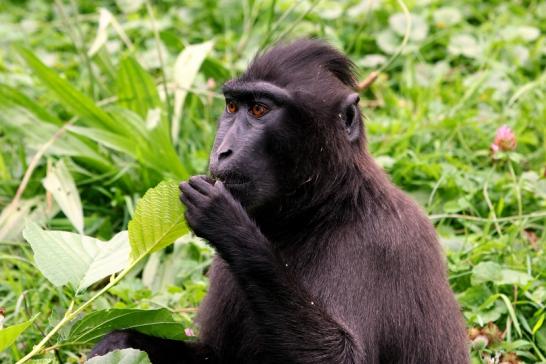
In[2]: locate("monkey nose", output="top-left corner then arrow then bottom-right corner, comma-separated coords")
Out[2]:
217,149 -> 233,160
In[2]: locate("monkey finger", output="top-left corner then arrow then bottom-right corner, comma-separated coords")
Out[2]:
184,210 -> 199,231
179,191 -> 197,210
213,180 -> 229,195
189,175 -> 214,195
179,182 -> 206,206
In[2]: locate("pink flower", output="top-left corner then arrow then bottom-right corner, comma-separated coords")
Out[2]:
491,125 -> 516,153
184,328 -> 195,337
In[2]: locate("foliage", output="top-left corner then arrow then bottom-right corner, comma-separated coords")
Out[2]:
0,0 -> 544,363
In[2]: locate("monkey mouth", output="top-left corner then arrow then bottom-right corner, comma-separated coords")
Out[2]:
212,172 -> 251,187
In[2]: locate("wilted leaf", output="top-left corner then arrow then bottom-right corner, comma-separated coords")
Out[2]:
171,41 -> 214,141
0,197 -> 58,241
86,348 -> 151,364
128,180 -> 188,262
88,8 -> 113,57
23,223 -> 130,291
42,159 -> 84,234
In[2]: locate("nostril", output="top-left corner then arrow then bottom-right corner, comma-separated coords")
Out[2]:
218,149 -> 233,160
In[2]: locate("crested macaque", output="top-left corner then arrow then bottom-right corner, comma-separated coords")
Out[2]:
91,39 -> 469,364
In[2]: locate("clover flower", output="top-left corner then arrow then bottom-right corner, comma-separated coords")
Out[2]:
491,125 -> 517,153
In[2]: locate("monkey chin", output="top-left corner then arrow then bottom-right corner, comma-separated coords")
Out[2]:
223,181 -> 252,202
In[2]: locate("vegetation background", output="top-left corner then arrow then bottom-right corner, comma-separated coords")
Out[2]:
0,0 -> 544,363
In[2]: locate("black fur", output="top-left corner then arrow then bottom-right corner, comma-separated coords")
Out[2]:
91,39 -> 469,363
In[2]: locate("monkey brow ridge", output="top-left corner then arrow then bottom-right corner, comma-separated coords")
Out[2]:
222,80 -> 293,104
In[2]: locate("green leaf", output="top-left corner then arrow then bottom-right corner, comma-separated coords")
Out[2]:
0,317 -> 36,352
128,180 -> 188,262
15,46 -> 125,134
22,223 -> 130,291
448,34 -> 481,59
471,261 -> 502,285
433,7 -> 462,27
117,56 -> 161,119
498,293 -> 522,337
376,30 -> 400,55
0,96 -> 110,168
86,348 -> 151,364
68,308 -> 187,345
67,126 -> 138,156
389,13 -> 428,42
42,159 -> 84,234
499,269 -> 532,286
533,313 -> 545,334
0,84 -> 61,125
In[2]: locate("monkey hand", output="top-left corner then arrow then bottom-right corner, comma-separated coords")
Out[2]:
179,175 -> 258,256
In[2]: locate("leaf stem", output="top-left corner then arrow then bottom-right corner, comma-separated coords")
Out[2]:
15,263 -> 136,364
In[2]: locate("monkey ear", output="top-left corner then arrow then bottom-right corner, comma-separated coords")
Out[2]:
341,93 -> 360,143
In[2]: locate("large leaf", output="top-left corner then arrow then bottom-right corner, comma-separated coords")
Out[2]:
42,159 -> 84,234
86,348 -> 151,364
0,84 -> 61,125
171,41 -> 214,141
68,308 -> 187,345
16,47 -> 126,134
115,56 -> 175,167
68,126 -> 138,156
471,261 -> 502,285
128,180 -> 188,262
0,99 -> 110,168
0,317 -> 36,352
117,56 -> 161,119
23,223 -> 130,291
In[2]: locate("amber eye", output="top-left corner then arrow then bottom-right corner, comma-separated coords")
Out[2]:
249,103 -> 269,118
226,101 -> 238,113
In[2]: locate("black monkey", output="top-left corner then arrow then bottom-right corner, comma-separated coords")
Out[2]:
91,40 -> 469,363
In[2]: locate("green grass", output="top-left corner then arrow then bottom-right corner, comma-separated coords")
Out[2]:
0,0 -> 545,363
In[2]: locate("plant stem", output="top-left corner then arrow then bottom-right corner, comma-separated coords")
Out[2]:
483,170 -> 503,237
145,1 -> 173,139
15,265 -> 134,363
428,211 -> 546,223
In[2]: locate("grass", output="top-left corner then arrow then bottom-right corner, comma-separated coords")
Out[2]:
0,0 -> 545,363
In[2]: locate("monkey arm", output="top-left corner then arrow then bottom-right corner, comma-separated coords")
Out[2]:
221,229 -> 362,363
180,177 -> 363,363
89,330 -> 217,364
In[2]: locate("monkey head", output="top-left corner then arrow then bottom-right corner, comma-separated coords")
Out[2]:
209,40 -> 363,212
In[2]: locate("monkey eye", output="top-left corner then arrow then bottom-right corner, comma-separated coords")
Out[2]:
226,100 -> 238,113
249,103 -> 269,118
